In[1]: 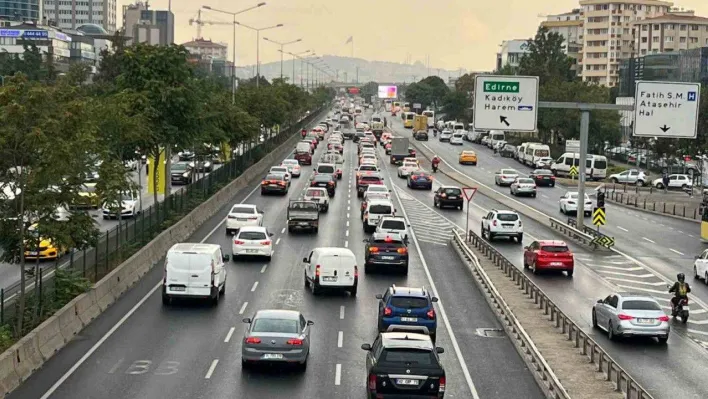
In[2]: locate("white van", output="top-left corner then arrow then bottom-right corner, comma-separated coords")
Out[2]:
422,110 -> 435,128
523,144 -> 551,166
488,130 -> 505,148
296,141 -> 312,154
551,153 -> 608,180
162,243 -> 229,306
453,122 -> 465,132
303,247 -> 358,296
363,199 -> 395,233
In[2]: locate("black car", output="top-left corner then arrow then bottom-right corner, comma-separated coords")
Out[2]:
433,186 -> 463,210
353,131 -> 366,143
529,169 -> 556,187
310,173 -> 336,197
363,236 -> 409,274
261,173 -> 289,195
170,161 -> 193,185
413,131 -> 429,141
178,150 -> 195,161
361,332 -> 446,399
407,171 -> 433,190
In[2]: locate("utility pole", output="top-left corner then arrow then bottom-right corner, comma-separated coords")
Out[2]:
355,66 -> 359,84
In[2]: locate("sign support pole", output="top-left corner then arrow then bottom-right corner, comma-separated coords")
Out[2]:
576,110 -> 590,230
466,199 -> 471,241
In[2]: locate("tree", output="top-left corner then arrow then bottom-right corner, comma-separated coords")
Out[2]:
418,76 -> 449,111
518,26 -> 576,85
495,63 -> 518,76
442,91 -> 469,122
359,81 -> 378,103
454,73 -> 475,94
403,82 -> 431,109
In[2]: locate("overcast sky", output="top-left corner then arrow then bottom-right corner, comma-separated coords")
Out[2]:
121,0 -> 708,71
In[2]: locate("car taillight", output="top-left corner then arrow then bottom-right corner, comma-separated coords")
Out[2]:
397,247 -> 407,254
328,182 -> 334,186
354,265 -> 359,278
245,337 -> 261,344
260,240 -> 271,246
492,220 -> 497,226
384,307 -> 392,316
658,315 -> 670,322
501,175 -> 506,179
617,314 -> 634,320
369,246 -> 379,252
286,338 -> 304,345
278,181 -> 285,186
427,309 -> 435,319
439,376 -> 446,392
315,265 -> 320,277
228,215 -> 237,219
551,176 -> 556,180
234,240 -> 245,245
247,217 -> 258,220
368,374 -> 377,390
518,221 -> 522,227
441,193 -> 447,198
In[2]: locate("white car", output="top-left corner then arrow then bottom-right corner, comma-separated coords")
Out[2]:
101,191 -> 141,219
534,157 -> 554,169
269,166 -> 291,181
360,154 -> 378,165
559,192 -> 593,217
397,161 -> 420,178
510,178 -> 537,197
450,133 -> 464,145
481,210 -> 523,242
357,165 -> 379,176
226,204 -> 263,235
363,198 -> 395,233
694,248 -> 708,282
281,159 -> 301,177
373,216 -> 409,242
494,169 -> 519,186
364,184 -> 391,200
439,129 -> 453,142
232,226 -> 274,261
303,187 -> 330,212
652,174 -> 692,190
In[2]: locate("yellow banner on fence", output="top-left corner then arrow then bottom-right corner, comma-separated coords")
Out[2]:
221,142 -> 232,162
147,150 -> 166,195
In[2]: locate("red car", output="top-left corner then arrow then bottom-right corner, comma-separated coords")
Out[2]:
328,142 -> 344,154
523,240 -> 574,277
305,135 -> 318,148
294,151 -> 312,165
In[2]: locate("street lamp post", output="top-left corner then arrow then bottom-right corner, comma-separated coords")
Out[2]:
263,37 -> 301,81
235,21 -> 283,87
202,2 -> 266,103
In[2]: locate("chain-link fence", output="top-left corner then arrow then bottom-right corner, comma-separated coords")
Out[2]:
0,105 -> 329,340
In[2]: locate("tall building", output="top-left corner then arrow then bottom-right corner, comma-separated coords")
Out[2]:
0,0 -> 40,22
579,0 -> 673,86
43,0 -> 117,33
540,9 -> 584,76
632,11 -> 708,56
618,47 -> 708,96
182,38 -> 227,60
495,39 -> 531,71
122,1 -> 173,46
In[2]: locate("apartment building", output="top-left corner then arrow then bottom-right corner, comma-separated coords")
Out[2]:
495,39 -> 530,71
541,9 -> 584,75
122,1 -> 173,46
43,0 -> 117,33
632,11 -> 708,56
579,0 -> 672,86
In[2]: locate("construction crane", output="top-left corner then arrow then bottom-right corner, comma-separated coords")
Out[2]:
189,9 -> 233,39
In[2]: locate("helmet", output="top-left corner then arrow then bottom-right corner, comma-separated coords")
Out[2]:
677,273 -> 685,282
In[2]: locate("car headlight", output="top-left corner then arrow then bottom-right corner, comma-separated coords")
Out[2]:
182,172 -> 189,178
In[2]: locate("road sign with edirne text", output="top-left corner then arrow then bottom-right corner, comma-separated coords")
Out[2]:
473,75 -> 539,132
633,81 -> 700,139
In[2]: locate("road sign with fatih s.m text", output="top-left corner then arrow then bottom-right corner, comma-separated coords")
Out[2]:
633,81 -> 700,139
592,207 -> 606,226
473,75 -> 539,132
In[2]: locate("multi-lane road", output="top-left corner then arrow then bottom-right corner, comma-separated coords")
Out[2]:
385,115 -> 708,398
10,110 -> 543,399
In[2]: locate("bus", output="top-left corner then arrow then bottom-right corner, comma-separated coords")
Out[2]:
403,112 -> 415,128
392,101 -> 401,114
384,100 -> 392,112
422,110 -> 435,128
403,102 -> 411,112
702,205 -> 708,241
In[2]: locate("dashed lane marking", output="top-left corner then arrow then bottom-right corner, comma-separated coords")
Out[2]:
239,302 -> 248,314
224,327 -> 235,343
205,359 -> 219,379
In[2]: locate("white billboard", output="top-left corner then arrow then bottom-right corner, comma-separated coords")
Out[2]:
378,85 -> 398,99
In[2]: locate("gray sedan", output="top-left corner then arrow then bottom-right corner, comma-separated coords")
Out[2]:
592,293 -> 669,344
510,178 -> 537,197
494,169 -> 520,186
241,309 -> 313,370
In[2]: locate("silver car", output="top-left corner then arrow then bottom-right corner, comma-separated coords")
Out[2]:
592,293 -> 669,344
241,309 -> 314,370
510,178 -> 537,197
494,169 -> 519,186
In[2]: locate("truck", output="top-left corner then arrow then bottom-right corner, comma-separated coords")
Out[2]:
371,119 -> 385,138
389,137 -> 410,165
413,115 -> 428,132
287,200 -> 320,233
422,110 -> 435,128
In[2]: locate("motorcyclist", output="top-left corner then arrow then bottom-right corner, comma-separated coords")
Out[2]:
301,129 -> 307,138
669,273 -> 691,313
431,155 -> 441,173
433,128 -> 438,137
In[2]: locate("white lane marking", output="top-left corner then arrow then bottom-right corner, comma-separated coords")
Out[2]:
275,237 -> 281,245
593,265 -> 644,271
642,237 -> 655,243
347,206 -> 350,212
617,226 -> 629,232
261,265 -> 267,273
334,364 -> 342,385
347,213 -> 350,219
670,248 -> 685,256
344,240 -> 348,248
604,277 -> 666,286
597,270 -> 655,278
416,239 -> 448,246
348,199 -> 351,204
678,230 -> 684,234
688,328 -> 708,336
205,359 -> 219,379
281,227 -> 286,234
340,305 -> 345,319
384,162 -> 481,399
337,331 -> 343,348
615,285 -> 672,296
224,327 -> 235,343
239,302 -> 249,314
250,281 -> 258,292
345,230 -> 349,237
346,220 -> 350,227
540,194 -> 549,199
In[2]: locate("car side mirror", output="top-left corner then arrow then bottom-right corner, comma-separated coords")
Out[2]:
597,299 -> 603,304
363,239 -> 369,243
269,233 -> 274,237
242,318 -> 252,323
431,297 -> 439,302
361,343 -> 372,351
435,347 -> 445,354
302,257 -> 308,263
259,211 -> 264,214
307,320 -> 314,326
523,246 -> 529,250
375,294 -> 383,299
222,254 -> 230,262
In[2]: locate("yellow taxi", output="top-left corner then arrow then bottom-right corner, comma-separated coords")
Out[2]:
459,150 -> 478,165
73,182 -> 100,209
24,224 -> 66,260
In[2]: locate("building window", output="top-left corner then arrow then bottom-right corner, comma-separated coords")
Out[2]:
652,36 -> 659,42
641,37 -> 648,43
680,37 -> 686,43
691,25 -> 699,31
653,24 -> 660,30
665,36 -> 673,42
680,25 -> 687,31
641,25 -> 648,31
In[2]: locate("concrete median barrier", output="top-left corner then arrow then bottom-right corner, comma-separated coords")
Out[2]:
0,107 -> 329,396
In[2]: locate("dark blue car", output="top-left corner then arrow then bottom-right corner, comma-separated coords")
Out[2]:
376,285 -> 439,342
407,171 -> 433,190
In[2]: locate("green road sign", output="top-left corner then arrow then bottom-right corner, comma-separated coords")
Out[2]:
569,165 -> 578,177
592,207 -> 606,226
483,81 -> 520,93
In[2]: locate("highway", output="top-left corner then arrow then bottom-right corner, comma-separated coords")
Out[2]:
10,110 -> 543,399
386,115 -> 708,398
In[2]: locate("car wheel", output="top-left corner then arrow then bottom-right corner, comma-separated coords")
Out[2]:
611,177 -> 619,183
607,322 -> 615,341
401,263 -> 409,275
517,233 -> 523,243
592,310 -> 598,328
298,359 -> 308,371
310,281 -> 319,295
682,184 -> 688,189
657,336 -> 668,345
304,273 -> 309,288
656,183 -> 664,189
365,263 -> 372,274
694,266 -> 699,279
705,271 -> 708,285
567,269 -> 574,277
162,293 -> 171,306
531,261 -> 538,275
523,256 -> 528,268
510,188 -> 514,195
531,193 -> 536,198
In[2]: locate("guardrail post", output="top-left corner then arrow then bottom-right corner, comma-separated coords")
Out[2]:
1,288 -> 4,325
38,269 -> 43,316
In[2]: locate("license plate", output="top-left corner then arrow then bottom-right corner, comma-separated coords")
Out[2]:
246,249 -> 259,254
396,379 -> 418,385
550,262 -> 564,266
401,317 -> 417,322
269,184 -> 279,187
262,353 -> 283,360
299,222 -> 310,226
543,177 -> 550,179
170,286 -> 185,291
322,276 -> 337,282
381,256 -> 395,260
636,318 -> 653,324
237,218 -> 248,221
28,251 -> 38,256
318,183 -> 327,187
448,196 -> 457,199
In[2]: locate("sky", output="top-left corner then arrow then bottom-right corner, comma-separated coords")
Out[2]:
120,0 -> 708,71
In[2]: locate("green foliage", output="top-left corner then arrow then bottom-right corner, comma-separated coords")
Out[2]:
518,26 -> 577,85
359,81 -> 378,102
442,91 -> 469,122
454,73 -> 475,94
54,269 -> 92,305
495,63 -> 518,75
404,76 -> 450,111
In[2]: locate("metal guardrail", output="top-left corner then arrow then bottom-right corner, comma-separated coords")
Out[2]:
458,229 -> 654,399
548,217 -> 600,249
608,190 -> 701,221
450,230 -> 570,399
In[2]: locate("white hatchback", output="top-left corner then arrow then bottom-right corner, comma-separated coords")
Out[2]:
226,204 -> 263,235
281,159 -> 301,177
450,133 -> 464,145
232,226 -> 274,261
397,161 -> 420,178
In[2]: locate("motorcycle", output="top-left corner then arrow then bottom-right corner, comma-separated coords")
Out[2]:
671,297 -> 689,323
432,163 -> 439,173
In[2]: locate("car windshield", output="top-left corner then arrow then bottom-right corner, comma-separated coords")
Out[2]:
443,188 -> 461,195
517,178 -> 534,184
265,174 -> 284,181
381,220 -> 405,230
567,193 -> 589,200
80,185 -> 96,193
381,349 -> 435,366
534,170 -> 551,175
497,213 -> 519,221
361,176 -> 381,182
622,300 -> 661,311
238,231 -> 267,240
306,189 -> 324,197
314,174 -> 332,182
270,167 -> 287,174
282,160 -> 298,166
251,318 -> 299,334
541,245 -> 569,253
231,206 -> 255,214
360,166 -> 377,171
370,204 -> 392,214
120,193 -> 134,201
369,186 -> 387,192
403,162 -> 417,168
318,166 -> 336,173
390,297 -> 429,308
172,163 -> 188,171
501,169 -> 517,175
